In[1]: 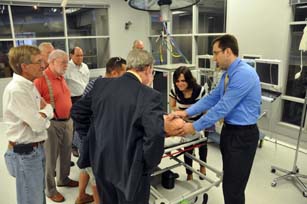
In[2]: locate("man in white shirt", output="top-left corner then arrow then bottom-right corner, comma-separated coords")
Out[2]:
65,46 -> 90,157
65,46 -> 90,103
3,45 -> 54,204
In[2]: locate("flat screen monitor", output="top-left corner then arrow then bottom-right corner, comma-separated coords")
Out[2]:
242,54 -> 262,60
255,59 -> 281,90
198,55 -> 216,69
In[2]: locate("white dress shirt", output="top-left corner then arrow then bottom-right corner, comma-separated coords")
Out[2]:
65,60 -> 90,97
3,73 -> 53,143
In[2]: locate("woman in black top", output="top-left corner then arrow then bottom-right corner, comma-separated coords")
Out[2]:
169,66 -> 208,181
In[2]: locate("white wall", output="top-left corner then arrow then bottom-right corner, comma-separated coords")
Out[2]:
106,0 -> 150,58
227,0 -> 292,61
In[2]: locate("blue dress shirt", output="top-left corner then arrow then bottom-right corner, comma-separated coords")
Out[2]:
187,58 -> 261,132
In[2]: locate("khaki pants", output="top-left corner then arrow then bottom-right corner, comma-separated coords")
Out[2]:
44,119 -> 73,197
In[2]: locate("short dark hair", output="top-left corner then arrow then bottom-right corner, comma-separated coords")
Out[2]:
106,57 -> 126,74
70,47 -> 76,55
173,66 -> 198,91
212,34 -> 239,56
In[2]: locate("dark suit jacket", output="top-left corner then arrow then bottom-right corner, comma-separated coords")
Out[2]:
71,72 -> 165,201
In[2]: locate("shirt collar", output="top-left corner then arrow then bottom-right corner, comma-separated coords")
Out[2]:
70,59 -> 83,69
127,70 -> 142,83
13,73 -> 33,87
227,57 -> 241,77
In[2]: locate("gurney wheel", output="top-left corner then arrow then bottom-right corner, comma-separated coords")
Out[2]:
271,181 -> 277,187
303,191 -> 307,197
202,193 -> 208,204
271,168 -> 276,173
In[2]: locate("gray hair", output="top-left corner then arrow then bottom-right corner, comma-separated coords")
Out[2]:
38,42 -> 53,51
126,49 -> 154,71
48,49 -> 68,63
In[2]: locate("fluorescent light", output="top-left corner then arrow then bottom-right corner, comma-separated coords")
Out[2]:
172,11 -> 186,15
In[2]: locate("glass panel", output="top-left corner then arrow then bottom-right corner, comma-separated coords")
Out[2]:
0,5 -> 12,38
66,8 -> 109,36
16,39 -> 66,51
172,7 -> 192,34
197,35 -> 218,55
0,41 -> 14,78
150,12 -> 164,35
281,100 -> 304,126
294,3 -> 307,21
150,37 -> 167,65
11,6 -> 64,38
68,38 -> 109,69
198,0 -> 227,33
171,36 -> 192,64
285,25 -> 307,98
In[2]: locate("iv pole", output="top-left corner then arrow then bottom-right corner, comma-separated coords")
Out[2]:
270,24 -> 307,197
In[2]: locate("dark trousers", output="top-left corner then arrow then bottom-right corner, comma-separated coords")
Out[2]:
96,175 -> 151,204
184,131 -> 208,175
220,123 -> 259,204
71,96 -> 82,149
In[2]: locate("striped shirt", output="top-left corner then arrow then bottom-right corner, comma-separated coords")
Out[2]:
169,85 -> 205,121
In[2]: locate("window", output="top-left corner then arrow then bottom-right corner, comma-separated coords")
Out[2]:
0,5 -> 11,38
0,3 -> 110,77
11,6 -> 64,38
66,8 -> 108,36
171,36 -> 192,64
281,4 -> 307,126
197,35 -> 216,55
172,8 -> 192,34
0,41 -> 13,78
198,0 -> 227,33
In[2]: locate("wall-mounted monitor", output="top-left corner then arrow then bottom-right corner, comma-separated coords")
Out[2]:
197,55 -> 216,69
255,59 -> 282,91
242,54 -> 262,60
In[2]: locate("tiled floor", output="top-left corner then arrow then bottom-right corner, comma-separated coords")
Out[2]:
0,121 -> 307,204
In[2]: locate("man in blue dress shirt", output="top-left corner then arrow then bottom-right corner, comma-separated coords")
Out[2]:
174,34 -> 261,204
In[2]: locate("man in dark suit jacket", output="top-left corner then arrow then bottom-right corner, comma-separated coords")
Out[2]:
71,49 -> 182,204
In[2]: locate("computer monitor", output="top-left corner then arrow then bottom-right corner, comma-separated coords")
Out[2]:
242,54 -> 262,60
198,55 -> 216,69
255,59 -> 281,90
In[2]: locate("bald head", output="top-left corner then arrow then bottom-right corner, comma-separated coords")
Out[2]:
70,46 -> 84,66
132,40 -> 144,50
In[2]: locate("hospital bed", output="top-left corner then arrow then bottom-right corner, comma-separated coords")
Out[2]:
150,132 -> 223,204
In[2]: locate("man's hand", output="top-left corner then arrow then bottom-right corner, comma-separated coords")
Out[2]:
183,122 -> 196,135
164,114 -> 185,136
172,110 -> 188,119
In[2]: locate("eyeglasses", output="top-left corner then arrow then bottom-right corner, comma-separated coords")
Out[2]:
213,49 -> 224,56
26,60 -> 44,66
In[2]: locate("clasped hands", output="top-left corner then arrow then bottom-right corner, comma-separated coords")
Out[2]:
164,110 -> 196,137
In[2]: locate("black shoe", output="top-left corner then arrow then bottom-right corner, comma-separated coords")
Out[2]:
70,161 -> 75,167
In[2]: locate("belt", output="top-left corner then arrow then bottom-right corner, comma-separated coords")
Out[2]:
8,141 -> 44,150
223,122 -> 257,130
51,118 -> 70,122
